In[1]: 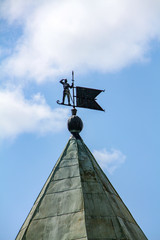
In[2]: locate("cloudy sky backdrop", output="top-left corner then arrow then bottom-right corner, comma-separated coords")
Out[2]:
0,0 -> 160,239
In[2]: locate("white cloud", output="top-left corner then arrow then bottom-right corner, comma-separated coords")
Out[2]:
0,88 -> 69,140
93,148 -> 126,174
1,0 -> 160,82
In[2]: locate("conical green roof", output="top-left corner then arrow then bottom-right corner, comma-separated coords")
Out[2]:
16,134 -> 147,240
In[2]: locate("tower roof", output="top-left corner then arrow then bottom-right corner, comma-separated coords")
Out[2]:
16,113 -> 147,240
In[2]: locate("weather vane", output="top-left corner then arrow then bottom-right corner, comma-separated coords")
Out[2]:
57,71 -> 105,111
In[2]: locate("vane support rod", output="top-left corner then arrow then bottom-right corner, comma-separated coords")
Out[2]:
72,71 -> 75,108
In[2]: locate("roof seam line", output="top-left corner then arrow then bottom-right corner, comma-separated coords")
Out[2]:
58,163 -> 79,169
76,139 -> 89,239
46,187 -> 81,195
33,209 -> 84,221
51,175 -> 80,182
50,175 -> 80,183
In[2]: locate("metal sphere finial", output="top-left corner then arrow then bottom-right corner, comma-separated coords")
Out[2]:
68,108 -> 83,135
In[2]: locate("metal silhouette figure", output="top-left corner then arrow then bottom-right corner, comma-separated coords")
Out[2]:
60,79 -> 73,105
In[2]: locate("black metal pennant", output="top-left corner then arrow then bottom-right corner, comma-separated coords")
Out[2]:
76,86 -> 104,111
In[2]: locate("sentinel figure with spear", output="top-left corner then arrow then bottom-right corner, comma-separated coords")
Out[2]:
57,71 -> 105,112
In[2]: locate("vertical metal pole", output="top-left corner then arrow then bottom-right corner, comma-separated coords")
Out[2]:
72,71 -> 75,108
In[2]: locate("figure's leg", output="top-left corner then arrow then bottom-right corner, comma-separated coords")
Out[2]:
62,92 -> 65,104
67,92 -> 71,105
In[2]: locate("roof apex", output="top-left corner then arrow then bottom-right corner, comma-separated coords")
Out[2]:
16,136 -> 147,240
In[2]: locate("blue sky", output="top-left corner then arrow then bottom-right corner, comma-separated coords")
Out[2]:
0,0 -> 160,239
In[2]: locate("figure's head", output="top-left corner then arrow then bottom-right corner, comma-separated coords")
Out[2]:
65,79 -> 67,83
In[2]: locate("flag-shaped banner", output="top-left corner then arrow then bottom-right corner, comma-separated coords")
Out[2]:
76,86 -> 104,111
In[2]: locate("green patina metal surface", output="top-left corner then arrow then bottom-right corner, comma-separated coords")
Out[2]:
16,136 -> 148,240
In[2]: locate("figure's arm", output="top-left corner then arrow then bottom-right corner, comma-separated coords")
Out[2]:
60,79 -> 64,84
70,83 -> 73,88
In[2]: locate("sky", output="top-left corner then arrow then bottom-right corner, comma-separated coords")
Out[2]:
0,0 -> 160,239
